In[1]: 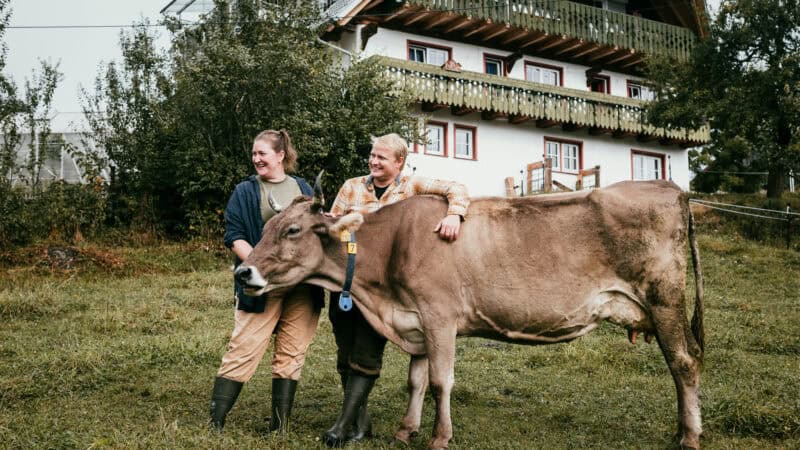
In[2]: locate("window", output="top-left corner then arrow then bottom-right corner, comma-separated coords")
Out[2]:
408,42 -> 450,66
525,62 -> 562,86
454,125 -> 476,160
590,75 -> 610,93
424,122 -> 447,156
544,138 -> 581,174
484,55 -> 504,76
632,151 -> 665,180
627,81 -> 655,101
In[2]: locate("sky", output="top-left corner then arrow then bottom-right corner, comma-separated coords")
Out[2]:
4,0 -> 722,131
4,0 -> 171,130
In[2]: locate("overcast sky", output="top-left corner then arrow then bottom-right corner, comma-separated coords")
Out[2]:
4,0 -> 722,130
5,0 -> 170,129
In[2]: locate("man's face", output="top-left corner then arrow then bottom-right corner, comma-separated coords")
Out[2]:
369,145 -> 403,186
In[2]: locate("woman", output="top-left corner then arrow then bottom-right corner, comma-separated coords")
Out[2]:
209,129 -> 324,433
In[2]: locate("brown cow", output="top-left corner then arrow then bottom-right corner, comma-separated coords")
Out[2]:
235,180 -> 705,449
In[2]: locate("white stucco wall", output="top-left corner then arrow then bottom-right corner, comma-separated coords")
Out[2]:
402,108 -> 689,197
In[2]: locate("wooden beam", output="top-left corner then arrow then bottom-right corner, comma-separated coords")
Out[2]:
620,56 -> 645,69
588,127 -> 612,136
571,44 -> 601,59
443,16 -> 472,33
612,129 -> 635,139
536,119 -> 559,128
552,180 -> 573,192
519,33 -> 549,49
509,114 -> 531,125
451,106 -> 476,116
535,35 -> 568,52
481,110 -> 507,121
404,10 -> 434,27
500,28 -> 529,45
504,51 -> 523,72
462,21 -> 493,38
421,102 -> 448,112
552,38 -> 585,56
382,6 -> 411,22
424,12 -> 456,29
603,49 -> 636,66
561,123 -> 584,132
483,24 -> 510,41
587,47 -> 619,62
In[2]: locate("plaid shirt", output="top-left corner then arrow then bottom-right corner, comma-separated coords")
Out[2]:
330,175 -> 469,217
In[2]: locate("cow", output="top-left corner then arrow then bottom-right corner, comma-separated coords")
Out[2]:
234,180 -> 705,449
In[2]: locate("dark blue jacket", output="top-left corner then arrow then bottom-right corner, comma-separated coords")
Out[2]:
224,175 -> 322,312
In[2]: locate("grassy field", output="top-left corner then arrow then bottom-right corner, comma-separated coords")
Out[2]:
1,223 -> 799,449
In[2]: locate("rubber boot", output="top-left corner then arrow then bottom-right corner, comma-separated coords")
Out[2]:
346,401 -> 373,443
322,374 -> 376,447
210,376 -> 243,431
269,378 -> 298,432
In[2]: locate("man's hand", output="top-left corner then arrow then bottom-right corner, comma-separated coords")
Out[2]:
433,214 -> 461,242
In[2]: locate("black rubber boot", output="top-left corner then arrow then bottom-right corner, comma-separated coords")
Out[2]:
346,401 -> 373,443
210,376 -> 243,431
269,378 -> 298,432
322,374 -> 376,447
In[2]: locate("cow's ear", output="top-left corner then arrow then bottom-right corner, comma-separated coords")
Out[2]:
327,213 -> 364,239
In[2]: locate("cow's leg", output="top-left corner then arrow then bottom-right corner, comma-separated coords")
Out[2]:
395,354 -> 429,444
650,303 -> 703,450
426,328 -> 456,450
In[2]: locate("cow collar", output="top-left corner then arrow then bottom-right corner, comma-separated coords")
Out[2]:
338,229 -> 357,311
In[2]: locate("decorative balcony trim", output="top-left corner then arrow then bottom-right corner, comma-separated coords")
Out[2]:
376,56 -> 710,143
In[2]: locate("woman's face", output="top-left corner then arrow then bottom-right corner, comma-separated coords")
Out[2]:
252,140 -> 285,180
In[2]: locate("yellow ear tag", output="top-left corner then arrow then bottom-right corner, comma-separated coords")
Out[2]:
340,230 -> 351,242
347,242 -> 358,254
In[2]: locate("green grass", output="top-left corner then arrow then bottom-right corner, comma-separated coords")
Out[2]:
1,231 -> 799,449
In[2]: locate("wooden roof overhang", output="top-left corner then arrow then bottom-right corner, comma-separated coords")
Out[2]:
376,56 -> 710,146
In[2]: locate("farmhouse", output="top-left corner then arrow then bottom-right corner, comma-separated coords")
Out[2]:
163,0 -> 710,197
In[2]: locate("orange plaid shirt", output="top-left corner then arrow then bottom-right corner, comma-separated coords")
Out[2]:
330,175 -> 469,217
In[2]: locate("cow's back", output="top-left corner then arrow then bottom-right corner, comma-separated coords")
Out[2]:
375,181 -> 685,342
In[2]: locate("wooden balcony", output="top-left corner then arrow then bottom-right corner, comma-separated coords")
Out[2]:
377,56 -> 710,144
356,0 -> 699,71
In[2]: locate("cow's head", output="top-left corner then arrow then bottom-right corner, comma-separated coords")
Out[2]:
234,196 -> 364,296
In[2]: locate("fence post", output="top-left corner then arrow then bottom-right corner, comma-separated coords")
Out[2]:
787,204 -> 793,250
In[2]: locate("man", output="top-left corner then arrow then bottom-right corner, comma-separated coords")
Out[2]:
322,133 -> 469,446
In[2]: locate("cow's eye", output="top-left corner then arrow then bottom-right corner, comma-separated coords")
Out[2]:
285,225 -> 301,236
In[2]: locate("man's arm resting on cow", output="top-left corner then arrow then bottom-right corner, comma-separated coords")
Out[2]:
409,177 -> 469,242
231,239 -> 253,262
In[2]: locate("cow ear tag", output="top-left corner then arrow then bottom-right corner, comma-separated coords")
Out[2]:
339,292 -> 353,311
340,230 -> 351,242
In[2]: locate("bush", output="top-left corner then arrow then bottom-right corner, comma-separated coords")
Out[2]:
0,180 -> 108,248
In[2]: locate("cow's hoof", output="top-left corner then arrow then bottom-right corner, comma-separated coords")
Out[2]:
393,428 -> 418,444
427,437 -> 450,450
322,430 -> 346,448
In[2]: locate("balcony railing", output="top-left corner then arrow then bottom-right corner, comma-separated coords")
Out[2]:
405,0 -> 697,61
377,56 -> 710,143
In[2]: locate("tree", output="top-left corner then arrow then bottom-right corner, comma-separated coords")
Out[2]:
84,0 -> 413,235
646,0 -> 800,198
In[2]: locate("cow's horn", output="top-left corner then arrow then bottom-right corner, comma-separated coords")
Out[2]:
312,170 -> 325,208
268,191 -> 283,213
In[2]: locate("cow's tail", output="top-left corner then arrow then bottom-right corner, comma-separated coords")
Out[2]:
687,205 -> 705,359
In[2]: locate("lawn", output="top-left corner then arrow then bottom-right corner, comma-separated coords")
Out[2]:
1,225 -> 799,449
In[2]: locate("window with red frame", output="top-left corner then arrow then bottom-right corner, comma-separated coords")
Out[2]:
454,126 -> 476,160
545,139 -> 581,173
424,122 -> 447,156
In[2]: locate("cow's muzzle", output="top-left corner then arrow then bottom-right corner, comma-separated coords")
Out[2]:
234,265 -> 268,296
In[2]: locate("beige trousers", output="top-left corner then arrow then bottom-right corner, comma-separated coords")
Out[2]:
217,286 -> 320,382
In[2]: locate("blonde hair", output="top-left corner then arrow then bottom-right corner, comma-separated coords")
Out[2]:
253,129 -> 298,173
371,133 -> 408,169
